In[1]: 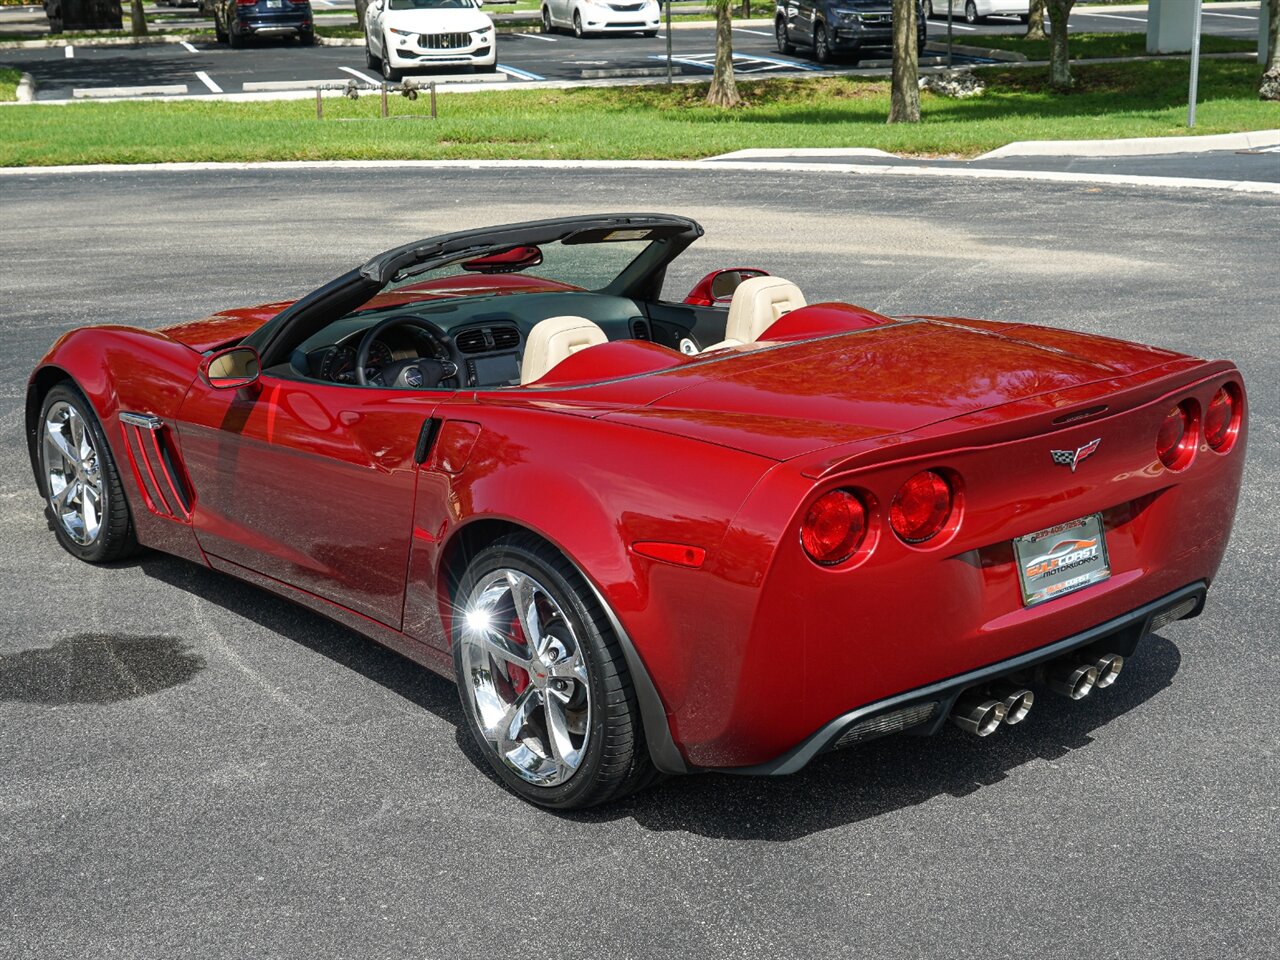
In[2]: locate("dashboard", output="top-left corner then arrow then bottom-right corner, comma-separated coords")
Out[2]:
292,290 -> 665,389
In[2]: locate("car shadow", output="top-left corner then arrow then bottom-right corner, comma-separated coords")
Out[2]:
134,552 -> 1180,841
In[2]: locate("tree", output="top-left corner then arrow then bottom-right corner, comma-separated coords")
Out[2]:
129,0 -> 148,36
1025,0 -> 1046,41
1046,0 -> 1076,90
707,0 -> 740,107
1263,0 -> 1280,100
355,0 -> 371,32
888,0 -> 920,122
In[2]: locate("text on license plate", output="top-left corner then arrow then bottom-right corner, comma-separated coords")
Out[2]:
1013,513 -> 1111,607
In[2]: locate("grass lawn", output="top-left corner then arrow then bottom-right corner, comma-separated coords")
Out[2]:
984,31 -> 1258,60
2,59 -> 1276,165
1,65 -> 19,101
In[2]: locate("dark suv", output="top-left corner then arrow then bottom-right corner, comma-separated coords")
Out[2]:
775,0 -> 927,64
214,0 -> 315,47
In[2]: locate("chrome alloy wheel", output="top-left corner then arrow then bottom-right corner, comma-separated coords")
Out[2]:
459,569 -> 592,787
43,400 -> 105,546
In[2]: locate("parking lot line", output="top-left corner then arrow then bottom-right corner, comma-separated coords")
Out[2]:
339,65 -> 381,85
64,45 -> 74,58
195,70 -> 222,93
181,40 -> 198,52
1082,12 -> 1148,22
734,27 -> 772,36
1202,11 -> 1257,19
515,32 -> 557,41
497,64 -> 544,80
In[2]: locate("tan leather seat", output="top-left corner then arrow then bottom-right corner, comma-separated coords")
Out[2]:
520,315 -> 609,385
703,276 -> 807,352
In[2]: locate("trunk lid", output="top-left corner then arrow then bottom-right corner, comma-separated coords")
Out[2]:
598,318 -> 1195,461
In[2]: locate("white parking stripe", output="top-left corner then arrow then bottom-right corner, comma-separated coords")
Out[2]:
339,65 -> 381,85
931,22 -> 975,30
1079,12 -> 1148,23
64,45 -> 74,58
181,40 -> 198,53
195,70 -> 222,93
734,27 -> 772,35
1202,11 -> 1257,20
516,32 -> 557,41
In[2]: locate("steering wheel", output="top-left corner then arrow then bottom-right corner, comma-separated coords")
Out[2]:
354,314 -> 461,390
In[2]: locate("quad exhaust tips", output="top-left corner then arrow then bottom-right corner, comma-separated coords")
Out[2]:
950,693 -> 1007,737
1093,653 -> 1124,689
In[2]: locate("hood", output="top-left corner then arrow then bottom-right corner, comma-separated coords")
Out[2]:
159,302 -> 294,353
597,318 -> 1189,461
383,8 -> 492,31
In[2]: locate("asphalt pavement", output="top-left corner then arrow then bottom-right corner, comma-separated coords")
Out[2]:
1,166 -> 1278,959
0,1 -> 1265,100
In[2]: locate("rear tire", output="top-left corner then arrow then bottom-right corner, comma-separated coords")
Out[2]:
965,0 -> 981,24
37,383 -> 139,565
298,28 -> 314,45
228,23 -> 244,48
573,10 -> 585,38
452,535 -> 657,809
541,5 -> 553,33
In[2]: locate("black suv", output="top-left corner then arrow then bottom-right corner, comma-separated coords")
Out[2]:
775,0 -> 927,64
214,0 -> 315,47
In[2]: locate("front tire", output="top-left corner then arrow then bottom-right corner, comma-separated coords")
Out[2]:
37,383 -> 139,564
965,0 -> 981,24
573,10 -> 585,38
452,535 -> 655,809
541,5 -> 553,33
381,36 -> 403,81
775,17 -> 794,54
365,42 -> 380,69
813,22 -> 831,63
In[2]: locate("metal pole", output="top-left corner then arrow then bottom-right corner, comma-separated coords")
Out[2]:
665,0 -> 673,84
381,82 -> 388,118
315,87 -> 323,120
1187,0 -> 1202,127
430,81 -> 437,119
946,0 -> 953,70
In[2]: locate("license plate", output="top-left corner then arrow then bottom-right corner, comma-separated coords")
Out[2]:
1013,513 -> 1111,607
265,0 -> 281,7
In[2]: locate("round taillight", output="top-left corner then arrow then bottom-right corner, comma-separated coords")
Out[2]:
1156,401 -> 1197,470
889,470 -> 954,544
1203,385 -> 1239,452
801,489 -> 867,565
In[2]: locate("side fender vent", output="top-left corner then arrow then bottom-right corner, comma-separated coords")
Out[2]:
119,412 -> 193,522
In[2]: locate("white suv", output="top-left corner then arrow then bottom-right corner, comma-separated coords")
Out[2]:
365,0 -> 497,81
541,0 -> 660,38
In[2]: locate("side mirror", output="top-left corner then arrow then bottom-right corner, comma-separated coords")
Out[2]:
683,268 -> 769,307
201,345 -> 261,390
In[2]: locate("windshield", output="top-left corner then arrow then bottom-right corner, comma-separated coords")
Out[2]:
387,0 -> 478,9
350,236 -> 655,315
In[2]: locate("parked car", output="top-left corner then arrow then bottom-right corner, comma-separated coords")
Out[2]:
213,0 -> 314,47
26,213 -> 1247,809
776,0 -> 928,64
365,0 -> 497,81
541,0 -> 660,38
924,0 -> 1029,24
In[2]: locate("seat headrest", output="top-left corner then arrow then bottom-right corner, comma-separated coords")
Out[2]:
725,277 -> 807,345
520,315 -> 609,385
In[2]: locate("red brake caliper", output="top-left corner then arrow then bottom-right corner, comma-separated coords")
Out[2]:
507,617 -> 531,694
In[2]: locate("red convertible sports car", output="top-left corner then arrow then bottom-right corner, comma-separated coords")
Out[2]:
27,214 -> 1246,808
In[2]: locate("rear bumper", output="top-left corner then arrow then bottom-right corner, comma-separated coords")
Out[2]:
718,581 -> 1206,775
233,16 -> 310,35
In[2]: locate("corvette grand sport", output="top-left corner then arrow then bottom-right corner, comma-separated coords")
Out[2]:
26,214 -> 1246,808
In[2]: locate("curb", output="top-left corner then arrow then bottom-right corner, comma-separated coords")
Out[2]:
923,40 -> 1027,62
14,69 -> 36,101
979,128 -> 1280,159
0,158 -> 1276,195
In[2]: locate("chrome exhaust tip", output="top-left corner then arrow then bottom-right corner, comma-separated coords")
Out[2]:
950,693 -> 1007,737
1093,653 -> 1124,689
990,685 -> 1034,725
1046,660 -> 1099,700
